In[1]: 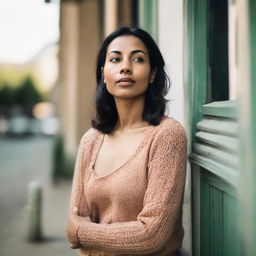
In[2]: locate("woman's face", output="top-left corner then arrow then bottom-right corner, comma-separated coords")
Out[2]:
102,35 -> 155,99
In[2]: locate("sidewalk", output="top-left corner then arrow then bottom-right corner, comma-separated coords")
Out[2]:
0,136 -> 77,256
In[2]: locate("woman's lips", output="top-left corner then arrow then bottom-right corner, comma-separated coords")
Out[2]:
116,78 -> 135,87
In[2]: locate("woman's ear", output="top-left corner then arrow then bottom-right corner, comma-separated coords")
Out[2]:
149,68 -> 157,84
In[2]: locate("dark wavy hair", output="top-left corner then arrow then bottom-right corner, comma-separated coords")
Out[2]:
91,27 -> 170,133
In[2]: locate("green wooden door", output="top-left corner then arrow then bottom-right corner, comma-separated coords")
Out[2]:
200,169 -> 240,256
184,0 -> 244,255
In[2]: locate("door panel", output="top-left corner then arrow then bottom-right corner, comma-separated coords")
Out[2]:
200,169 -> 240,256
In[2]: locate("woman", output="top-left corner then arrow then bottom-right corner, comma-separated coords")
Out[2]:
66,27 -> 187,256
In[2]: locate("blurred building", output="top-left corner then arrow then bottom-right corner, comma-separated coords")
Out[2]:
0,42 -> 58,93
47,0 -> 256,255
57,0 -> 138,156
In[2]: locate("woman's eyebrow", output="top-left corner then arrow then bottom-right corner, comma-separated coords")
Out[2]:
107,50 -> 121,55
131,50 -> 147,56
107,50 -> 147,56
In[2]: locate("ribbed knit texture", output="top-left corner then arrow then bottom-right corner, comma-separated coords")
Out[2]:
67,116 -> 187,256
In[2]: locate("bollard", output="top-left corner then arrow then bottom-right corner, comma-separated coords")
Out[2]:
27,181 -> 43,241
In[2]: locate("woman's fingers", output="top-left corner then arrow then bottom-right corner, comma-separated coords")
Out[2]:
73,206 -> 78,214
70,243 -> 80,249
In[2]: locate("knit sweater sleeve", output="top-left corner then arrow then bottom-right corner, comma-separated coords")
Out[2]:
69,129 -> 95,217
76,121 -> 187,254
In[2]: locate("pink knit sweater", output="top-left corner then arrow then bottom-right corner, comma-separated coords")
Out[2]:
67,116 -> 187,256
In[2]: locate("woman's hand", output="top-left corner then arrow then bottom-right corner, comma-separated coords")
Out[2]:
67,207 -> 92,249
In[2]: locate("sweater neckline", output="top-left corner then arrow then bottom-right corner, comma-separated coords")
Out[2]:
89,121 -> 161,180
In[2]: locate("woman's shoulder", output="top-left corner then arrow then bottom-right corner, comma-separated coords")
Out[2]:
155,116 -> 186,139
147,116 -> 187,151
148,116 -> 187,160
79,127 -> 101,146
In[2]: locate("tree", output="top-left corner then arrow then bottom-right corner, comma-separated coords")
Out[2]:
0,83 -> 16,106
15,77 -> 43,106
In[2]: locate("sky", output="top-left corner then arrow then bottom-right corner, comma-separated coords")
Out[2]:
0,0 -> 59,64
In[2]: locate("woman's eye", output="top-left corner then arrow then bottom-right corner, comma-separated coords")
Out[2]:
110,57 -> 120,63
133,57 -> 144,62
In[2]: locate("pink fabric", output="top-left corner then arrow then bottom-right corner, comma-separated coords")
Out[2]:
68,116 -> 187,256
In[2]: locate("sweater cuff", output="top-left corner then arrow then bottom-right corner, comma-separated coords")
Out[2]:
77,220 -> 93,247
77,221 -> 101,248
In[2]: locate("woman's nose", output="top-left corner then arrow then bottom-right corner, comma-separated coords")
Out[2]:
120,61 -> 132,74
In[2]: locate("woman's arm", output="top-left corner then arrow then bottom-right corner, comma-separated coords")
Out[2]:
73,122 -> 187,254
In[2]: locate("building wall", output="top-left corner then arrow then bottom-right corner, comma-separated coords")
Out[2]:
158,1 -> 192,255
77,0 -> 101,141
158,0 -> 185,126
104,0 -> 134,37
59,0 -> 100,155
59,0 -> 79,155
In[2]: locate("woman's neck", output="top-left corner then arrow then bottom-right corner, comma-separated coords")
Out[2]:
114,96 -> 149,133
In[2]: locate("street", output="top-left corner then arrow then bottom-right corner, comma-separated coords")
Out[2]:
0,136 -> 77,256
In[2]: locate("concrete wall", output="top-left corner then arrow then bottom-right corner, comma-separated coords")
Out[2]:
59,0 -> 100,155
77,0 -> 101,140
59,0 -> 79,155
104,0 -> 133,37
158,0 -> 185,126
